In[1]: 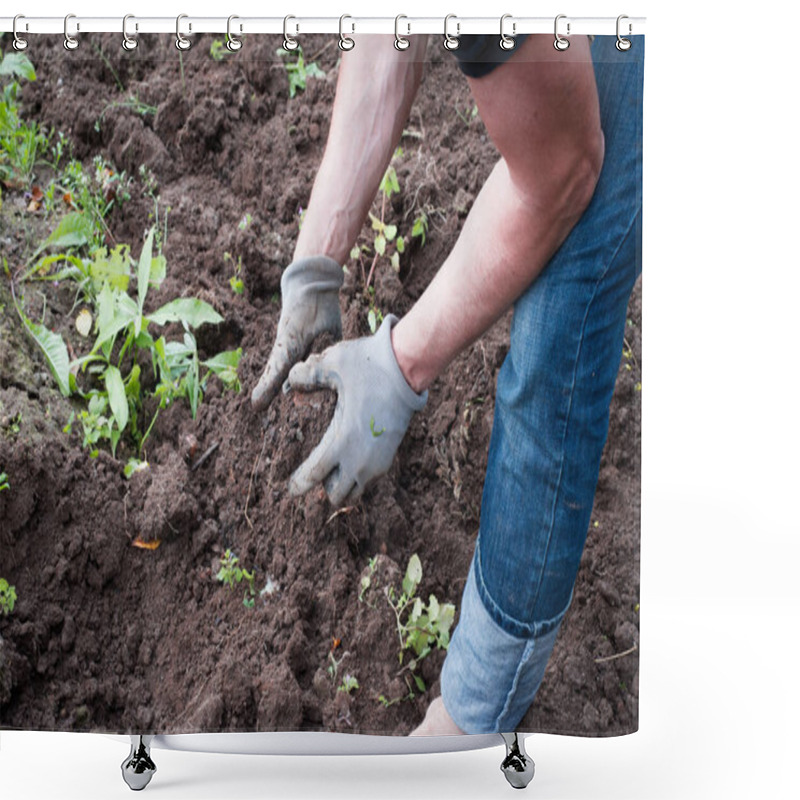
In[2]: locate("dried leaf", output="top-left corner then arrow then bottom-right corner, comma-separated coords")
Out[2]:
75,308 -> 92,337
132,537 -> 161,550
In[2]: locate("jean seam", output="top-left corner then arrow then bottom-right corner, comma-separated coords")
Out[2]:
528,207 -> 640,618
494,637 -> 538,731
474,543 -> 573,639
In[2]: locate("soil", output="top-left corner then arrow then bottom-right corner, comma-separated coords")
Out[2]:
0,34 -> 640,737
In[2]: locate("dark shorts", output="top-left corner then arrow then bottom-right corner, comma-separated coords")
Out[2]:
451,33 -> 530,78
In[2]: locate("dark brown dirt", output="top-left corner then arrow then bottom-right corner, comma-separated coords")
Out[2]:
0,34 -> 640,737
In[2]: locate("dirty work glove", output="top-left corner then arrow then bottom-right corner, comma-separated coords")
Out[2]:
251,255 -> 344,412
287,314 -> 428,506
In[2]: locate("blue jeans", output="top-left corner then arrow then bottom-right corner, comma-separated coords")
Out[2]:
441,36 -> 644,734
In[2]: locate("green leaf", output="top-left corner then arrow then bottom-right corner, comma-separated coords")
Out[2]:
396,236 -> 405,254
104,365 -> 129,433
89,245 -> 131,293
367,309 -> 377,334
384,224 -> 397,242
350,246 -> 361,261
390,252 -> 400,272
124,458 -> 149,479
148,298 -> 223,328
149,254 -> 167,289
0,52 -> 37,81
137,229 -> 155,313
414,674 -> 426,693
428,594 -> 440,622
374,235 -> 386,257
95,288 -> 139,350
203,348 -> 242,371
402,554 -> 423,598
15,305 -> 71,397
36,212 -> 94,257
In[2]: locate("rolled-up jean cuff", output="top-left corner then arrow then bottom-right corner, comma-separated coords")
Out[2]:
440,561 -> 566,733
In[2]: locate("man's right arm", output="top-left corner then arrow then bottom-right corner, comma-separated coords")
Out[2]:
293,35 -> 428,264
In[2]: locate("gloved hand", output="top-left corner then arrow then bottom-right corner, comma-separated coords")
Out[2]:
287,314 -> 428,506
251,255 -> 344,412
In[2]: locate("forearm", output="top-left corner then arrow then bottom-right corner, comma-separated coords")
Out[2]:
294,35 -> 427,265
392,35 -> 603,393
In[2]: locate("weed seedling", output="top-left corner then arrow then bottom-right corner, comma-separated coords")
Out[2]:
0,578 -> 16,616
0,471 -> 9,491
275,46 -> 325,98
338,674 -> 359,694
385,554 -> 455,691
209,40 -> 227,61
215,549 -> 257,608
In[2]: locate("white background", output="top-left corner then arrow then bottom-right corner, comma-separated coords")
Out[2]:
3,1 -> 799,798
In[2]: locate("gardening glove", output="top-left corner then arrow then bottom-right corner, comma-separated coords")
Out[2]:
251,255 -> 344,412
287,314 -> 428,506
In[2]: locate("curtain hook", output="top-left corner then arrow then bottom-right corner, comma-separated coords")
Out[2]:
443,14 -> 460,51
122,14 -> 138,51
282,15 -> 299,50
64,13 -> 79,51
554,14 -> 570,51
175,14 -> 192,51
12,14 -> 29,51
616,14 -> 632,51
500,14 -> 516,51
394,15 -> 410,51
339,14 -> 355,51
227,15 -> 243,52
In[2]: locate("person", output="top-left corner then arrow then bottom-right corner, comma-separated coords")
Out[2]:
251,32 -> 643,736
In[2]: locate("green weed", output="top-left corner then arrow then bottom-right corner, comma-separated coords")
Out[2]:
94,95 -> 157,133
18,228 -> 242,458
0,578 -> 16,616
209,40 -> 227,61
0,471 -> 9,491
338,674 -> 359,694
385,554 -> 455,693
216,549 -> 257,608
276,46 -> 325,98
0,53 -> 49,189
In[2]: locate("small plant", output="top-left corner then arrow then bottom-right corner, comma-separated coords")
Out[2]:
358,556 -> 378,602
224,252 -> 244,295
338,674 -> 359,694
411,211 -> 429,247
0,471 -> 9,491
209,39 -> 227,61
17,228 -> 242,458
455,102 -> 479,126
94,95 -> 157,133
385,554 -> 455,693
1,52 -> 50,189
215,549 -> 257,608
275,46 -> 325,98
0,578 -> 16,616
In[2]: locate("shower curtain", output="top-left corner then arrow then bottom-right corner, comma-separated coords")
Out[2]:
0,26 -> 642,740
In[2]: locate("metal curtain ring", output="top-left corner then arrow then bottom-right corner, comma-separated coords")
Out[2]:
283,16 -> 299,50
175,14 -> 192,51
443,14 -> 460,51
394,15 -> 410,51
122,14 -> 138,51
64,13 -> 79,51
339,15 -> 355,51
499,14 -> 516,51
227,15 -> 243,52
616,14 -> 632,51
12,14 -> 28,51
553,14 -> 570,51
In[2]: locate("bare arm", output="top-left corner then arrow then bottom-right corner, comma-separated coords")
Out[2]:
294,35 -> 427,264
392,34 -> 604,392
